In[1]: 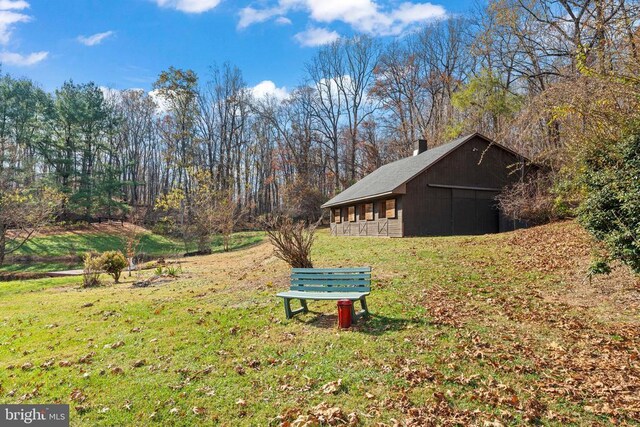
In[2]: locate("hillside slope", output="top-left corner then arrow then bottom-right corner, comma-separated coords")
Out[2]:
0,221 -> 637,426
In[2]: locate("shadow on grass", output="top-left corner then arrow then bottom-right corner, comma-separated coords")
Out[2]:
209,236 -> 265,254
295,311 -> 422,335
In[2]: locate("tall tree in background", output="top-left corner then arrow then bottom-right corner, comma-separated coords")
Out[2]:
153,67 -> 199,200
306,44 -> 344,192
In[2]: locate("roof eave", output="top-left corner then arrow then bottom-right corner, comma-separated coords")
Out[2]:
321,190 -> 401,208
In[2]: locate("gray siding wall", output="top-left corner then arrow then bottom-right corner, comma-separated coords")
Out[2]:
403,135 -> 524,236
329,196 -> 403,237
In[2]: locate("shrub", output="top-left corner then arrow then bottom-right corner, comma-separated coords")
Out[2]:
99,251 -> 128,283
579,129 -> 640,274
263,216 -> 318,268
165,265 -> 181,277
82,252 -> 102,288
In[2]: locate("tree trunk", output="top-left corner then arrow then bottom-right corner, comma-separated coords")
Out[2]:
0,225 -> 6,266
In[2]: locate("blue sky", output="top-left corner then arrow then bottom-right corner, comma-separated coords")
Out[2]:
0,0 -> 473,94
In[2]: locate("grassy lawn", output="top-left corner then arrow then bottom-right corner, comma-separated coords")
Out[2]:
1,231 -> 264,273
0,223 -> 637,426
14,233 -> 184,258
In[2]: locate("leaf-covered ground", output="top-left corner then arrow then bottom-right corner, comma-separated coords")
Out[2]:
0,221 -> 638,426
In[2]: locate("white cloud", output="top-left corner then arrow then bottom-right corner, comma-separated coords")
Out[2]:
238,6 -> 281,29
251,80 -> 289,100
155,0 -> 220,13
275,16 -> 292,25
0,1 -> 48,67
0,0 -> 28,10
294,27 -> 339,47
0,50 -> 47,66
240,0 -> 446,36
0,10 -> 30,44
77,30 -> 114,46
238,6 -> 294,29
392,2 -> 446,24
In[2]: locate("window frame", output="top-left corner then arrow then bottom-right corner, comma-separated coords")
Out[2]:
386,198 -> 397,219
365,203 -> 374,221
378,200 -> 386,219
348,206 -> 356,222
334,208 -> 342,224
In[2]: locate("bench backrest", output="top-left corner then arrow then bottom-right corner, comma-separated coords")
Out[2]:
290,267 -> 371,293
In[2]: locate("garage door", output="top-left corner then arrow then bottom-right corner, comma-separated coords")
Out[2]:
452,189 -> 499,235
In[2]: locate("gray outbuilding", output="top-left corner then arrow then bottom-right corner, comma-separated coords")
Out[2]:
321,133 -> 531,237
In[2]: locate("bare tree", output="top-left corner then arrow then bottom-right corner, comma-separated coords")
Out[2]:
306,45 -> 344,192
0,185 -> 64,265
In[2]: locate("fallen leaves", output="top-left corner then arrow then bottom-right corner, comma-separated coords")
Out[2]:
70,389 -> 87,403
78,352 -> 95,364
192,406 -> 206,416
321,379 -> 343,395
132,359 -> 146,368
104,340 -> 124,349
278,402 -> 358,427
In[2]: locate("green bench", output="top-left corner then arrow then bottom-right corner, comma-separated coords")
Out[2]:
277,267 -> 371,320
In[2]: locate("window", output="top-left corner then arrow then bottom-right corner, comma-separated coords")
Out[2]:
386,199 -> 397,219
334,208 -> 341,223
359,204 -> 366,220
348,206 -> 356,222
378,201 -> 386,219
365,203 -> 374,221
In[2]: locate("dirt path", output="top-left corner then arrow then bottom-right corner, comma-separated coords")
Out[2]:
46,269 -> 84,277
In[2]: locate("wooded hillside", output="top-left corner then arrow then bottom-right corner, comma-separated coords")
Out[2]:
1,0 -> 638,226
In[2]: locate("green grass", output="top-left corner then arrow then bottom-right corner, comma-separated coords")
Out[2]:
13,233 -> 184,258
13,231 -> 264,258
0,226 -> 636,426
0,262 -> 78,273
1,231 -> 264,273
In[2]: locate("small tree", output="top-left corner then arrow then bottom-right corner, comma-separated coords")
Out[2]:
156,171 -> 245,253
212,190 -> 245,252
100,251 -> 127,283
264,216 -> 318,268
155,188 -> 192,252
123,209 -> 146,277
82,252 -> 102,288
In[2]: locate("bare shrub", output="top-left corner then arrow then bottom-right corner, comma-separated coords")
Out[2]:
496,171 -> 557,224
264,217 -> 318,268
82,252 -> 102,288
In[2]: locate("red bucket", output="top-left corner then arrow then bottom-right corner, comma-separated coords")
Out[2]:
337,300 -> 353,328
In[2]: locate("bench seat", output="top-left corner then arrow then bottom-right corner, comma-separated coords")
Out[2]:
276,291 -> 369,300
277,267 -> 371,320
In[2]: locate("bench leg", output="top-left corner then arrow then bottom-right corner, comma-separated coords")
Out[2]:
360,297 -> 369,316
282,298 -> 308,320
351,297 -> 369,324
283,298 -> 293,319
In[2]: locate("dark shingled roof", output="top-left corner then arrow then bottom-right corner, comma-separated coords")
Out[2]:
322,133 -> 500,208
